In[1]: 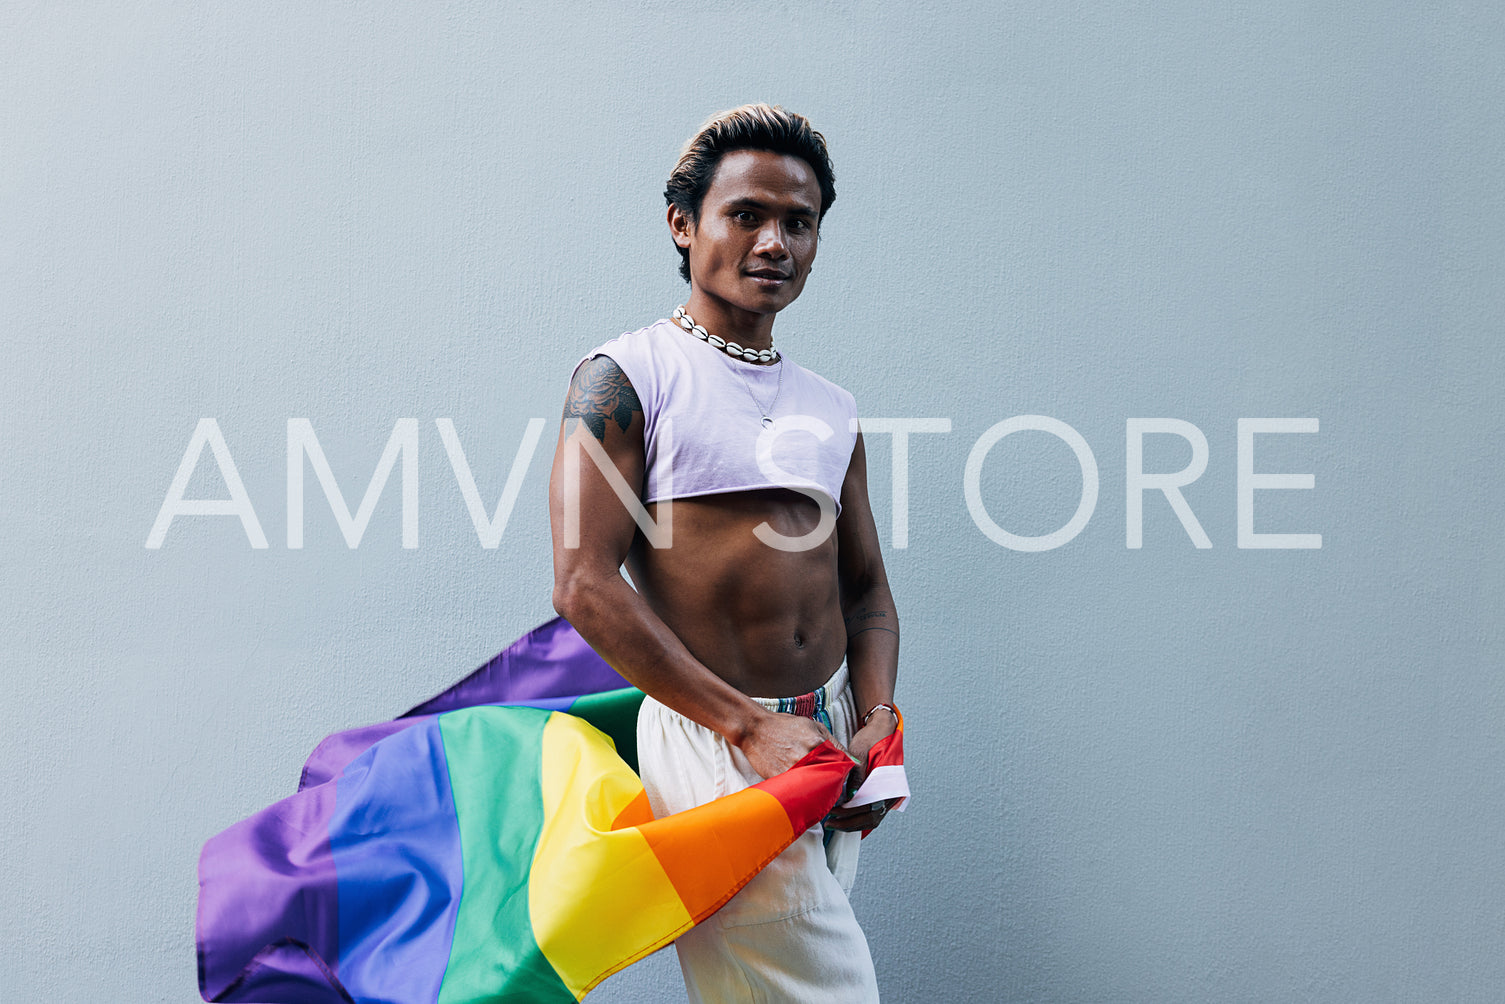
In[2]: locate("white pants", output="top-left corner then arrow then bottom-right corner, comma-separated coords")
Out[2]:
636,664 -> 881,1004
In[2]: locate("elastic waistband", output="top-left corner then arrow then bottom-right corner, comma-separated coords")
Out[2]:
749,662 -> 849,718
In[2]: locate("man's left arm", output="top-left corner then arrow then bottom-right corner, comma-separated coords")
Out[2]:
827,428 -> 902,833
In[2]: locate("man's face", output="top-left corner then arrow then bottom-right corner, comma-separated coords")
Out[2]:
672,149 -> 822,318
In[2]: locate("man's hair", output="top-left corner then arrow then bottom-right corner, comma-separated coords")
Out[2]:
665,103 -> 837,283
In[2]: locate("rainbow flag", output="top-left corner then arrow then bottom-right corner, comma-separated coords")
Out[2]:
197,618 -> 900,1003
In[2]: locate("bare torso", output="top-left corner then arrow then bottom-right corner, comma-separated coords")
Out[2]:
626,489 -> 845,698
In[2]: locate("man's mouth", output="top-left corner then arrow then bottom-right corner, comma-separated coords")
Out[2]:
747,269 -> 792,282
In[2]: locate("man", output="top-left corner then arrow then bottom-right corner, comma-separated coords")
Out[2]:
549,104 -> 900,1003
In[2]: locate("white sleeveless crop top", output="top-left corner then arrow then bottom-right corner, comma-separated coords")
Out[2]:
576,318 -> 859,517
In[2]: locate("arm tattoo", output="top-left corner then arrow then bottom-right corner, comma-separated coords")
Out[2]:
563,356 -> 641,442
845,607 -> 898,640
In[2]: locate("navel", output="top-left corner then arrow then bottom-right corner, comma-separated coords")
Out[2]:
792,631 -> 805,649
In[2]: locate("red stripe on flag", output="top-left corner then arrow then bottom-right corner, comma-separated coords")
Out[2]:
752,740 -> 857,834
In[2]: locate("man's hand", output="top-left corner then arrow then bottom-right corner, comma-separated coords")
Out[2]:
824,797 -> 900,833
824,713 -> 899,833
738,710 -> 851,781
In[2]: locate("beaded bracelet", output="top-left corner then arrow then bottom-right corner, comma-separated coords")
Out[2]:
862,702 -> 899,727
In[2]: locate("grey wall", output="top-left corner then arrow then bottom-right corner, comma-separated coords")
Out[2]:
4,2 -> 1501,1001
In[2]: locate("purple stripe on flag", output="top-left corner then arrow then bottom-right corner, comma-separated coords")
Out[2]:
297,619 -> 619,790
403,616 -> 627,717
198,780 -> 343,1002
200,940 -> 351,1004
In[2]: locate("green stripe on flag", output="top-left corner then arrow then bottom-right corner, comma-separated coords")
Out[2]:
437,706 -> 574,1004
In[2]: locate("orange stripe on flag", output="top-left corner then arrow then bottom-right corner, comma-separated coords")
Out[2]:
637,741 -> 856,923
637,787 -> 795,923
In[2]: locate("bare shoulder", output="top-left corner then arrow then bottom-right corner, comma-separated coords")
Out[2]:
563,355 -> 641,443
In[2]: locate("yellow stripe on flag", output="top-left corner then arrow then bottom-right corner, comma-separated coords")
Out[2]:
530,713 -> 692,998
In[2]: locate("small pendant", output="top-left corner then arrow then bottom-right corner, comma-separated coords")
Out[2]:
761,416 -> 775,429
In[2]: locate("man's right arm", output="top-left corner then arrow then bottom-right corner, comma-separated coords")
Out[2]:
547,355 -> 836,778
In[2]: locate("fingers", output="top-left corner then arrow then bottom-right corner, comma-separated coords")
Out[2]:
824,805 -> 885,832
824,798 -> 896,833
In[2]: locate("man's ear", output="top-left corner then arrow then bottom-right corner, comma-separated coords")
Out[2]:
667,204 -> 694,249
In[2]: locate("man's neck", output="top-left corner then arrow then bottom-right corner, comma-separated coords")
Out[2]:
681,293 -> 777,353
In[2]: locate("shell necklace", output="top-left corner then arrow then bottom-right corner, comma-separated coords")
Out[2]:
672,305 -> 780,364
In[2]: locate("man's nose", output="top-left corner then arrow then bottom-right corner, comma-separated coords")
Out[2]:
753,223 -> 789,258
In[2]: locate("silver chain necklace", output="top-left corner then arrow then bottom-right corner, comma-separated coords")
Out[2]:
736,358 -> 784,429
672,305 -> 783,427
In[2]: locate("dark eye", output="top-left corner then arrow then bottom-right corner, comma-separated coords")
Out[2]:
733,210 -> 757,223
790,218 -> 812,231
